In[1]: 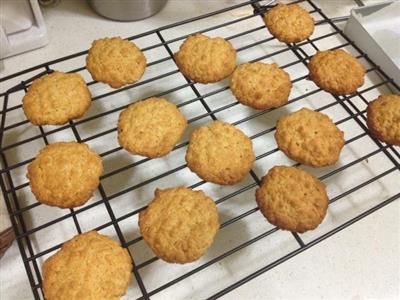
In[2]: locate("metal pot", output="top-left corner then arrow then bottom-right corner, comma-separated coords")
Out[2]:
88,0 -> 167,21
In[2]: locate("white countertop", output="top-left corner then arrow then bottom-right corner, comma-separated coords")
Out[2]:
0,0 -> 399,299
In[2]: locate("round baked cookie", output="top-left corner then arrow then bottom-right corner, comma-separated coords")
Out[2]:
118,97 -> 187,158
43,231 -> 131,300
86,37 -> 146,88
367,94 -> 400,145
139,187 -> 219,263
308,49 -> 365,95
22,71 -> 91,125
256,166 -> 328,233
275,108 -> 345,167
185,121 -> 255,185
230,62 -> 292,110
264,4 -> 314,43
27,142 -> 103,208
174,33 -> 236,83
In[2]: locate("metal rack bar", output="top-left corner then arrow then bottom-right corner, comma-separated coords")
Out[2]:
304,0 -> 400,168
0,161 -> 41,299
0,82 -> 48,298
58,90 -> 150,299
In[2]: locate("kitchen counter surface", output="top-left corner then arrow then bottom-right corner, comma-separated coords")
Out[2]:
1,0 -> 399,299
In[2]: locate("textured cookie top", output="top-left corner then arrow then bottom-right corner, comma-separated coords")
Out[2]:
86,37 -> 146,88
367,94 -> 400,145
43,231 -> 132,300
275,108 -> 345,167
27,142 -> 103,208
186,121 -> 255,185
22,71 -> 91,125
230,62 -> 292,110
264,4 -> 314,43
308,49 -> 365,95
139,187 -> 219,263
118,97 -> 187,158
174,33 -> 236,83
256,166 -> 328,233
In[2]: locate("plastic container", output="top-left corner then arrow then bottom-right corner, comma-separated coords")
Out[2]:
344,1 -> 400,86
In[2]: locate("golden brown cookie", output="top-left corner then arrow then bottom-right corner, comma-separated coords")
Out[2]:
230,62 -> 292,110
256,166 -> 328,233
139,187 -> 219,263
27,142 -> 103,208
186,121 -> 255,185
22,71 -> 91,125
308,49 -> 365,95
86,37 -> 146,88
43,231 -> 132,300
174,33 -> 236,83
367,94 -> 400,145
275,108 -> 345,167
264,3 -> 314,43
118,97 -> 187,158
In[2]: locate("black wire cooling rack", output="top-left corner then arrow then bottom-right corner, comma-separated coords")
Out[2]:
1,0 -> 399,299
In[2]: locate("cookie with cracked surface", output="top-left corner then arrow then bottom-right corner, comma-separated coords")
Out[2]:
275,108 -> 345,167
86,37 -> 146,88
27,142 -> 103,208
43,231 -> 132,300
230,62 -> 292,110
256,166 -> 328,233
139,187 -> 219,263
264,3 -> 314,43
174,33 -> 236,83
367,94 -> 400,145
118,97 -> 187,158
185,121 -> 255,185
308,49 -> 365,95
22,71 -> 91,125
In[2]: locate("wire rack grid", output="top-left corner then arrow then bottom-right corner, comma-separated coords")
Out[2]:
0,0 -> 399,299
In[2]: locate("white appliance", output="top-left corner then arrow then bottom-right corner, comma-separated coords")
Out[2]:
0,0 -> 48,60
